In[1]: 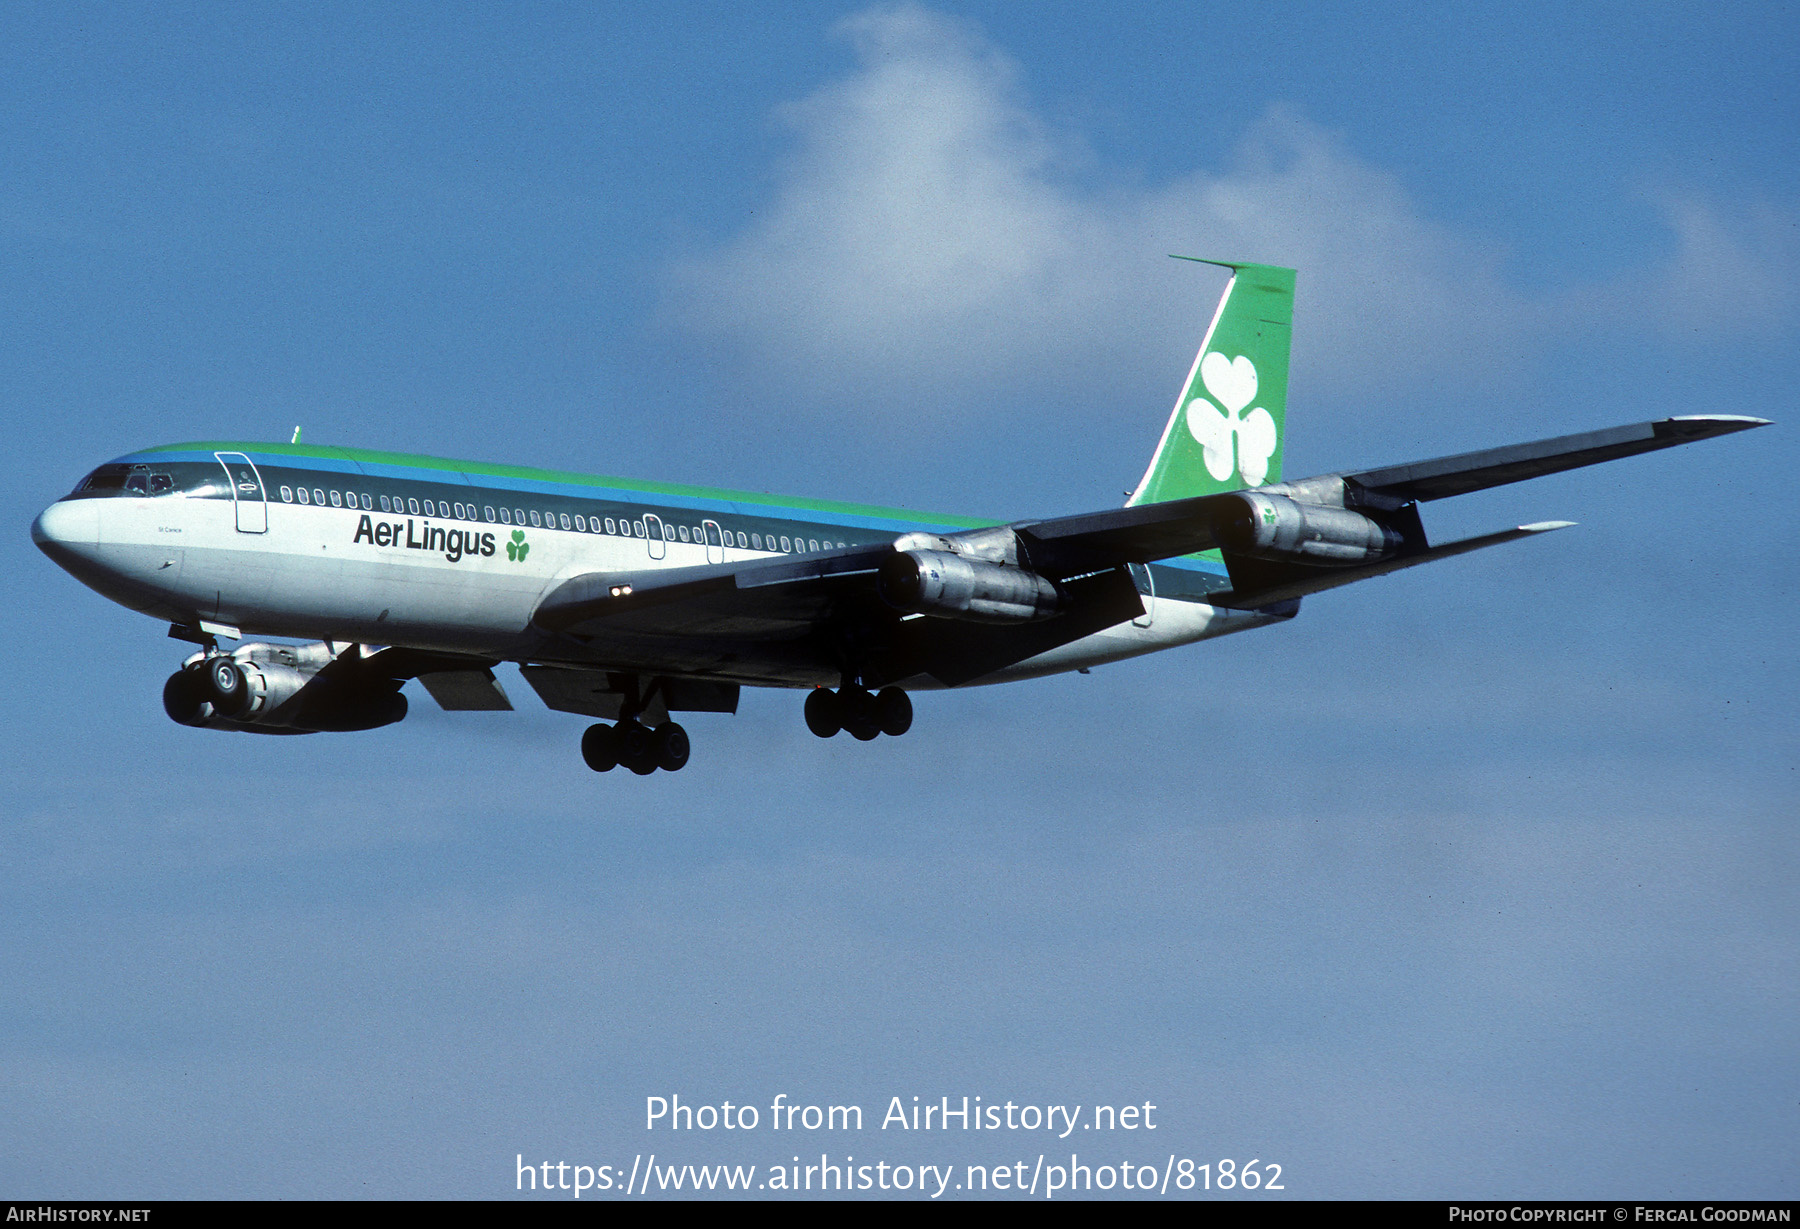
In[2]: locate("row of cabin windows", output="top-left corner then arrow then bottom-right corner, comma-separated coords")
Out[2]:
274,484 -> 847,554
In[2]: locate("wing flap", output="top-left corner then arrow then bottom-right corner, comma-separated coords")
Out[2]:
533,544 -> 891,639
417,668 -> 513,711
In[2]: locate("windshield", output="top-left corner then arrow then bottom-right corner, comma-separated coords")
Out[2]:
70,462 -> 224,499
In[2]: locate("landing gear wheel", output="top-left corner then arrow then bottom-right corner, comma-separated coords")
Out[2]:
804,687 -> 842,738
841,689 -> 880,741
581,723 -> 619,772
652,722 -> 690,772
616,720 -> 658,775
206,658 -> 250,718
874,688 -> 913,737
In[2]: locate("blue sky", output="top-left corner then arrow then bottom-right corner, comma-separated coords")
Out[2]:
3,2 -> 1794,1199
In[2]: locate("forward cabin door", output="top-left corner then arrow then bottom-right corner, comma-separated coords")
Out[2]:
644,513 -> 666,561
703,519 -> 725,565
215,452 -> 267,533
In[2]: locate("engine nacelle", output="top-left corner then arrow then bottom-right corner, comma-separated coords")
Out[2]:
1214,492 -> 1405,566
878,549 -> 1063,623
163,642 -> 407,733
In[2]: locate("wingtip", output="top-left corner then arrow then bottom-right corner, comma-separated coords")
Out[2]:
1666,414 -> 1773,429
1518,521 -> 1576,533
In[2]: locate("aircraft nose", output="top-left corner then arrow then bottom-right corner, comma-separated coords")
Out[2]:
32,498 -> 101,566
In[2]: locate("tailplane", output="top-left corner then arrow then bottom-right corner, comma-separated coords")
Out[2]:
1129,260 -> 1295,506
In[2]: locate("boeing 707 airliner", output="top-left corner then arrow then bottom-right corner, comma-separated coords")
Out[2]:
31,261 -> 1767,775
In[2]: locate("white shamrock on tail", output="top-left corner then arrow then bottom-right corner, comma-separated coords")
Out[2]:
1185,352 -> 1278,485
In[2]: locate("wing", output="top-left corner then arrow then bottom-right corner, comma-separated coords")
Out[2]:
526,414 -> 1765,685
1013,415 -> 1768,573
531,544 -> 1145,687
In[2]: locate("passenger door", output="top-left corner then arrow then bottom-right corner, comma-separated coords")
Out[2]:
215,452 -> 267,534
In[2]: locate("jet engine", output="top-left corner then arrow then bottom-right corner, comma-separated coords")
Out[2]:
1214,492 -> 1405,565
163,642 -> 407,734
878,549 -> 1063,623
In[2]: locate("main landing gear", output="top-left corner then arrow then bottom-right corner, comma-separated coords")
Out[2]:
804,686 -> 912,741
581,719 -> 690,774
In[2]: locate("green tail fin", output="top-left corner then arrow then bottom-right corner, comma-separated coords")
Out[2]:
1128,260 -> 1294,506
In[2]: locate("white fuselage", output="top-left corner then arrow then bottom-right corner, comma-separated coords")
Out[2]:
34,448 -> 1288,693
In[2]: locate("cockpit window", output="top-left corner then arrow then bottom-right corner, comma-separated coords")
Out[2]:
72,462 -> 217,499
75,465 -> 129,494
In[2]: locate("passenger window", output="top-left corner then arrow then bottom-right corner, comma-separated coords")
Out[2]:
560,513 -> 571,530
315,489 -> 326,506
751,533 -> 762,550
498,507 -> 510,524
329,490 -> 341,507
484,506 -> 495,522
633,520 -> 645,537
379,495 -> 390,512
677,525 -> 690,542
407,498 -> 419,515
512,508 -> 524,525
529,510 -> 541,528
606,518 -> 617,534
362,493 -> 372,510
281,486 -> 293,502
574,515 -> 585,532
780,536 -> 791,551
298,488 -> 310,504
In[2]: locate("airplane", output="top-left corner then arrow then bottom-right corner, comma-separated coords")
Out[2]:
31,260 -> 1768,776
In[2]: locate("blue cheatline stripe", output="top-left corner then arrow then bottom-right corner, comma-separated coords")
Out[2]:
118,445 -> 1233,576
121,447 -> 981,536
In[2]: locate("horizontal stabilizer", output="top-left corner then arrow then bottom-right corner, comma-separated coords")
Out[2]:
1213,522 -> 1575,609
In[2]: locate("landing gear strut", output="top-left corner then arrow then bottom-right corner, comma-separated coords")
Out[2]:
582,719 -> 690,774
805,686 -> 912,740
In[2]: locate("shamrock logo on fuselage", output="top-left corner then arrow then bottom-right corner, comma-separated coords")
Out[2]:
1184,352 -> 1278,486
506,529 -> 529,562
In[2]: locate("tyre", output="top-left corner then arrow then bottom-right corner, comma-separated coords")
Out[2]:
617,720 -> 658,774
206,658 -> 250,718
652,722 -> 690,772
804,687 -> 841,738
842,688 -> 880,741
581,723 -> 619,772
874,688 -> 913,737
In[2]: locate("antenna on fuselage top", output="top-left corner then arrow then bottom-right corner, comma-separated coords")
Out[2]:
291,426 -> 303,444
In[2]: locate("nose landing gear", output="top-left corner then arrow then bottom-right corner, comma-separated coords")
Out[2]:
804,686 -> 912,740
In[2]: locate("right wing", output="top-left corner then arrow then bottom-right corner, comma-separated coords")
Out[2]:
1014,415 -> 1768,576
525,414 -> 1766,684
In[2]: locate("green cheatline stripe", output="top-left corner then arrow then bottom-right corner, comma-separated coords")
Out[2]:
139,439 -> 992,528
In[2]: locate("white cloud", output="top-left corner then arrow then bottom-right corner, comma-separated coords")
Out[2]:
666,4 -> 1796,421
